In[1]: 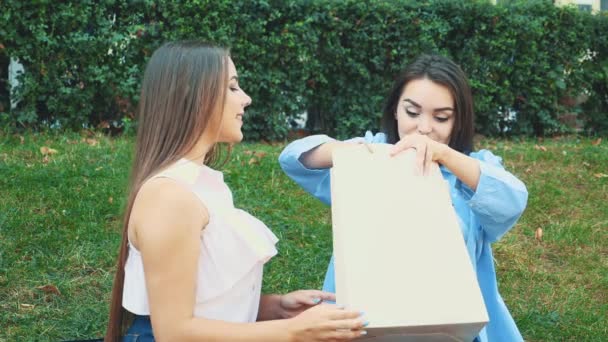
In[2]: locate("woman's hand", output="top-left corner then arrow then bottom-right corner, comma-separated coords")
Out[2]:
278,290 -> 336,319
286,303 -> 367,341
389,133 -> 449,176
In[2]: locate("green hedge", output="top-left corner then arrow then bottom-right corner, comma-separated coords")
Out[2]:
0,0 -> 607,139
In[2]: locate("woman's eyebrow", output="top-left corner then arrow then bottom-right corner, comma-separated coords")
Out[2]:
403,98 -> 421,108
404,98 -> 453,112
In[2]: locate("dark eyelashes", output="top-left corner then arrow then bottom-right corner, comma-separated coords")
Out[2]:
405,109 -> 449,122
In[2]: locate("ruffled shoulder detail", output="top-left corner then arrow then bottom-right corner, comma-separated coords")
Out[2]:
149,158 -> 279,303
195,207 -> 278,302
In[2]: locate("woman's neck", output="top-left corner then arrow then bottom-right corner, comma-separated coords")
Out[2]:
183,135 -> 215,165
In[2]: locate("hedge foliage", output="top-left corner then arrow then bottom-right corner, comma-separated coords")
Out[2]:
0,0 -> 607,139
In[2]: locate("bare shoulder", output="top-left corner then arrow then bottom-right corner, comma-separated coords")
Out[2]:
129,177 -> 209,250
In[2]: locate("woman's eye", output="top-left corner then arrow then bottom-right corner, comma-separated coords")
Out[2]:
406,109 -> 419,117
435,116 -> 449,123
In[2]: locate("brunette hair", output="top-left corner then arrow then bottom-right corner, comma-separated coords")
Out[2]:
105,40 -> 230,341
381,54 -> 475,153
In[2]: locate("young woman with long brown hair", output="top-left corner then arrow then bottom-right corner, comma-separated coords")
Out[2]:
105,41 -> 367,342
279,54 -> 528,342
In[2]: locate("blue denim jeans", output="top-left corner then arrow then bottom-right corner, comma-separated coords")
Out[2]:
122,315 -> 154,342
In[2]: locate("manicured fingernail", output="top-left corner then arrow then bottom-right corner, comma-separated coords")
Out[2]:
312,298 -> 320,304
359,311 -> 366,317
360,330 -> 368,336
363,320 -> 370,327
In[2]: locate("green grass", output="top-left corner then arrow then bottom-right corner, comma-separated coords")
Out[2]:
0,131 -> 606,341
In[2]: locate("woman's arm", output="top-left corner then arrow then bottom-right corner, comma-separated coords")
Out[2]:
461,150 -> 528,243
132,179 -> 293,341
279,133 -> 384,205
257,295 -> 283,321
131,178 -> 365,341
389,134 -> 527,243
437,146 -> 481,191
299,140 -> 350,169
389,133 -> 481,190
440,148 -> 528,243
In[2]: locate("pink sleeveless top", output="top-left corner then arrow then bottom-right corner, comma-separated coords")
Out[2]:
122,158 -> 279,322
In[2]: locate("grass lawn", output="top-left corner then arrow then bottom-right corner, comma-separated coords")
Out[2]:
0,131 -> 606,341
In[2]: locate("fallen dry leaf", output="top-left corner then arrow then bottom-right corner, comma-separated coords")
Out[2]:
20,303 -> 35,309
108,197 -> 113,204
535,227 -> 543,242
85,138 -> 99,146
243,150 -> 267,158
593,173 -> 608,178
37,284 -> 61,296
248,157 -> 259,165
525,168 -> 532,174
42,155 -> 50,164
592,138 -> 602,146
583,162 -> 590,167
40,146 -> 58,155
534,145 -> 547,152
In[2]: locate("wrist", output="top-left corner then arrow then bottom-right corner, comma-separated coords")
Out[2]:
273,294 -> 287,319
283,318 -> 297,342
436,143 -> 453,164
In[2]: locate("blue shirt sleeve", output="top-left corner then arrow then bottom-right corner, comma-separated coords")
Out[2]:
278,132 -> 386,205
464,149 -> 528,243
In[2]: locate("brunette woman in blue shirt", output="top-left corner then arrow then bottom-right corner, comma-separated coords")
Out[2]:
279,54 -> 528,342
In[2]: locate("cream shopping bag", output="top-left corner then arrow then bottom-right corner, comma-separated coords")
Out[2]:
330,144 -> 488,342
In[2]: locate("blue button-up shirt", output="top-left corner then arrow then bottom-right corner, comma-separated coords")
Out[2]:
279,132 -> 528,342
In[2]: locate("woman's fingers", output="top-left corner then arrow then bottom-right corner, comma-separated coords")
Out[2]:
391,134 -> 446,177
415,141 -> 427,176
390,136 -> 425,175
298,290 -> 335,305
332,318 -> 368,330
325,306 -> 362,320
424,144 -> 434,176
324,328 -> 368,340
315,291 -> 336,303
389,138 -> 413,156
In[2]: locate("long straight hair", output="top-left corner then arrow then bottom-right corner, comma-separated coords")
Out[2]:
382,54 -> 475,154
105,41 -> 230,341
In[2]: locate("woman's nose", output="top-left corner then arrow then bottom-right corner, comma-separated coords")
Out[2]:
417,115 -> 432,134
243,92 -> 252,108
